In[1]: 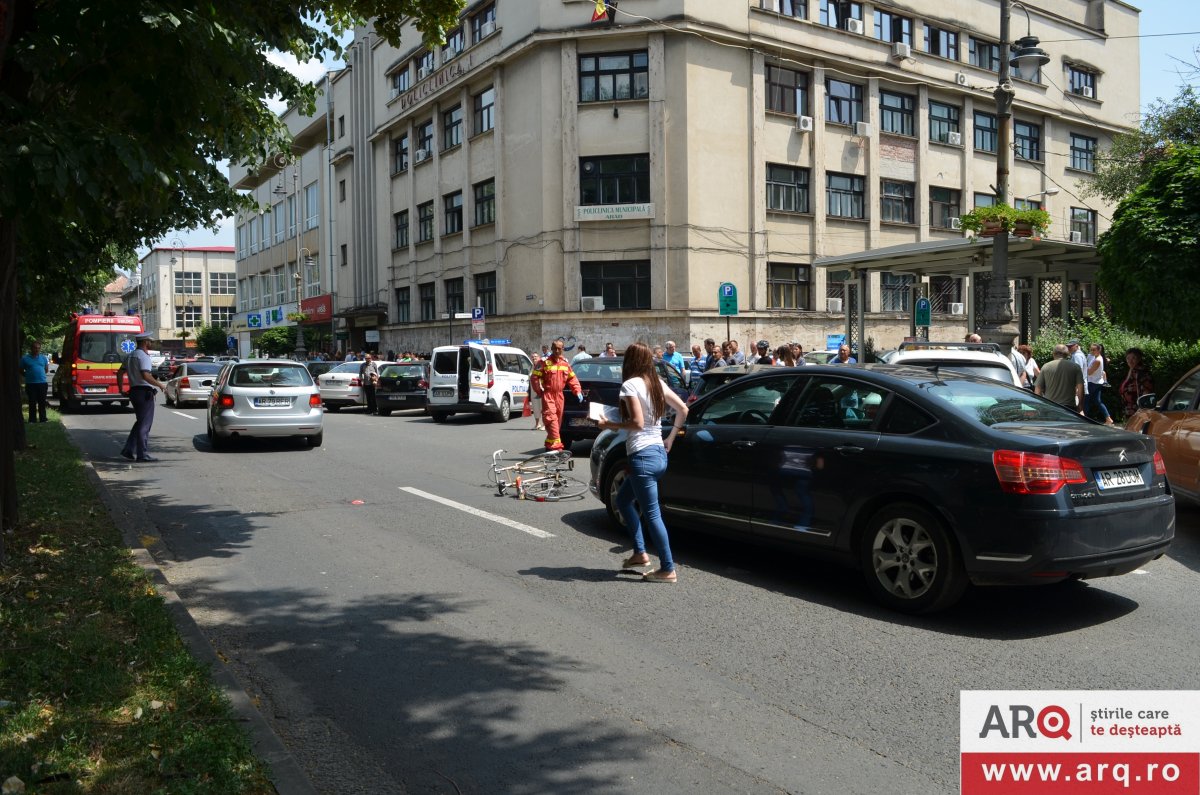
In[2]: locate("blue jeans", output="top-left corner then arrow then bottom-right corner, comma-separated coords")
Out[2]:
123,387 -> 156,458
1085,383 -> 1111,422
616,444 -> 674,572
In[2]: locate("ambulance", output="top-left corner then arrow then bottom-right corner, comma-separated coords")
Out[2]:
52,313 -> 144,411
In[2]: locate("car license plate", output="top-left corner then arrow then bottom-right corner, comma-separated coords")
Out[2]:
85,386 -> 107,393
389,394 -> 409,400
433,388 -> 453,397
569,417 -> 593,427
1095,467 -> 1144,490
254,397 -> 292,407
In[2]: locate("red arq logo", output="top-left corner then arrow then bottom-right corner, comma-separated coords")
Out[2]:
979,704 -> 1072,740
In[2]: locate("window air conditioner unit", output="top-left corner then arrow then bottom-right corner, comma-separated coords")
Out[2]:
947,131 -> 963,146
1080,85 -> 1094,99
949,302 -> 965,315
955,72 -> 968,86
765,0 -> 782,11
892,42 -> 911,60
796,115 -> 814,132
827,298 -> 843,313
415,148 -> 431,163
417,65 -> 433,80
389,86 -> 401,100
480,20 -> 497,38
581,296 -> 605,312
855,121 -> 873,137
846,18 -> 865,35
949,217 -> 962,230
1069,230 -> 1083,243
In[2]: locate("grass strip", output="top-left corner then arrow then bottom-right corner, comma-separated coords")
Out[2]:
0,412 -> 273,793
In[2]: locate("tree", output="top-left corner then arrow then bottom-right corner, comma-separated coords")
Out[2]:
194,323 -> 231,355
1084,87 -> 1200,204
0,0 -> 465,556
1097,144 -> 1200,342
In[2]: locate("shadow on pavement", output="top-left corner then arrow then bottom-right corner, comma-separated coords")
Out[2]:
1167,502 -> 1200,575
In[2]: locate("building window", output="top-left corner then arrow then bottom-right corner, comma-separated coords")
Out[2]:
579,50 -> 649,103
209,272 -> 236,295
395,286 -> 411,324
393,210 -> 409,249
287,195 -> 297,237
820,0 -> 862,30
338,115 -> 345,138
1070,133 -> 1097,172
766,164 -> 810,213
1014,120 -> 1042,161
879,91 -> 915,136
766,65 -> 808,116
304,256 -> 319,297
417,50 -> 435,77
826,79 -> 863,126
174,271 -> 202,294
827,173 -> 865,219
473,86 -> 495,135
763,0 -> 807,18
1067,65 -> 1096,97
474,272 -> 497,316
973,192 -> 997,209
581,261 -> 650,310
580,154 -> 650,204
176,304 -> 203,328
881,273 -> 915,311
826,268 -> 849,304
442,28 -> 465,62
1013,198 -> 1042,211
417,201 -> 435,242
275,267 -> 287,304
767,263 -> 811,309
416,119 -> 434,156
443,104 -> 463,149
881,180 -> 915,224
443,191 -> 463,235
209,306 -> 234,327
930,276 -> 964,313
392,134 -> 409,174
974,111 -> 998,152
1071,207 -> 1097,244
338,180 -> 346,202
924,25 -> 959,60
391,68 -> 410,96
929,187 -> 961,229
274,203 -> 285,244
471,3 -> 496,44
474,179 -> 495,226
929,101 -> 960,143
248,220 -> 258,254
874,10 -> 912,44
419,282 -> 436,321
969,38 -> 1001,72
260,211 -> 272,249
304,183 -> 319,229
445,278 -> 464,315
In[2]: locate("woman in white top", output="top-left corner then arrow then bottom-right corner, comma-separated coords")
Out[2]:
1085,343 -> 1114,425
597,342 -> 689,582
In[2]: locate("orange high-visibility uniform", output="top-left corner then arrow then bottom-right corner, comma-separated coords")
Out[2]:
531,354 -> 581,450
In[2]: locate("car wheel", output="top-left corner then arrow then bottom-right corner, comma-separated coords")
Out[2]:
307,431 -> 323,447
602,457 -> 633,528
431,411 -> 448,423
494,395 -> 511,423
207,421 -> 228,451
377,408 -> 391,417
58,388 -> 76,413
165,391 -> 175,407
859,503 -> 967,614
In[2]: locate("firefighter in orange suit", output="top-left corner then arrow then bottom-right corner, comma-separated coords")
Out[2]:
531,339 -> 582,450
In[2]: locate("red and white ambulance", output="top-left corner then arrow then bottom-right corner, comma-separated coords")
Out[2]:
52,313 -> 144,411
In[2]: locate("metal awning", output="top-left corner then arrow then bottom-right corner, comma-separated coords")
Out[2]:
814,236 -> 1101,280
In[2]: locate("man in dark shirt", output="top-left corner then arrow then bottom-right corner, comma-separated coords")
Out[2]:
1036,344 -> 1084,413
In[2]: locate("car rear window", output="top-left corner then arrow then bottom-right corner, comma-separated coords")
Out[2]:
921,379 -> 1085,426
186,363 -> 223,375
574,360 -> 624,380
900,358 -> 1014,384
380,365 -> 426,378
231,365 -> 313,387
431,351 -> 458,375
494,352 -> 531,375
329,361 -> 362,374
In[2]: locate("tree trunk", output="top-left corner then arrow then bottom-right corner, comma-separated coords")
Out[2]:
0,218 -> 19,564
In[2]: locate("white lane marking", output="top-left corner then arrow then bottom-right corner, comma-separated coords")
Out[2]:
399,486 -> 555,538
171,411 -> 198,420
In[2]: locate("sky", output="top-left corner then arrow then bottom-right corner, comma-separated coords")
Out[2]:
161,2 -> 1200,251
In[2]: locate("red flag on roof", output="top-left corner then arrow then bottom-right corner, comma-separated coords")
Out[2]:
591,0 -> 608,22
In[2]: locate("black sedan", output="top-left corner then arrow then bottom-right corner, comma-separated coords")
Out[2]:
375,362 -> 430,416
559,359 -> 688,449
589,364 -> 1175,613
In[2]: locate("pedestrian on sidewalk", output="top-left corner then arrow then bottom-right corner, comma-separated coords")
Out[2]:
19,339 -> 50,423
117,332 -> 167,461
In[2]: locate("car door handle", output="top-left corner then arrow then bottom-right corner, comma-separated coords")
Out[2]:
732,440 -> 757,449
835,445 -> 864,454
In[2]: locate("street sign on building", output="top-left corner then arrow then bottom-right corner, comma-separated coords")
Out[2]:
471,306 -> 486,336
718,282 -> 738,316
914,297 -> 932,328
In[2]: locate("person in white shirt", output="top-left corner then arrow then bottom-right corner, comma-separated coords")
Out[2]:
1067,339 -> 1089,397
571,344 -> 592,363
1010,345 -> 1029,388
116,333 -> 167,462
1085,342 -> 1114,425
600,342 -> 617,358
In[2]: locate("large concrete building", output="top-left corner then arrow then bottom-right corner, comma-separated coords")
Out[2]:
125,246 -> 237,350
233,0 -> 1136,356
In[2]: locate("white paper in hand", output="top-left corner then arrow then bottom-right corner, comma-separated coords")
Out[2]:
587,402 -> 620,423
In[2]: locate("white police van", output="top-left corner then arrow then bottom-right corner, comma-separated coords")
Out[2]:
427,342 -> 533,423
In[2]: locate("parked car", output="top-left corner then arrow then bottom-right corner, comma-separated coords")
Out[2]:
589,364 -> 1174,613
163,362 -> 225,407
691,363 -> 779,403
375,362 -> 431,416
557,359 -> 692,449
427,343 -> 532,423
1126,362 -> 1200,505
803,351 -> 837,365
304,360 -> 338,380
890,341 -> 1022,387
318,360 -> 394,410
206,359 -> 323,449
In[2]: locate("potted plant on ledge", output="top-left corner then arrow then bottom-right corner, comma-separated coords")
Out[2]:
958,204 -> 1013,237
1010,206 -> 1051,238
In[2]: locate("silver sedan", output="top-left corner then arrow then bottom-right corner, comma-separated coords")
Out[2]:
206,360 -> 324,449
163,362 -> 224,407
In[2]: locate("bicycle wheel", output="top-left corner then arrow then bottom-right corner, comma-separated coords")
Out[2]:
522,473 -> 588,501
517,450 -> 574,473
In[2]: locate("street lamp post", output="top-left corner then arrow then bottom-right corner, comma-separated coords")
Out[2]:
977,0 -> 1049,355
168,237 -> 184,350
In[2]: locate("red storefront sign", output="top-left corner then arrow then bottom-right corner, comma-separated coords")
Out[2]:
300,294 -> 333,323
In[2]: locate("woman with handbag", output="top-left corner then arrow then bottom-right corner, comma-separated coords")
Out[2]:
1119,347 -> 1154,418
1085,343 -> 1114,425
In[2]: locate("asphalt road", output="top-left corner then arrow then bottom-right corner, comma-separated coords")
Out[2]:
65,400 -> 1200,795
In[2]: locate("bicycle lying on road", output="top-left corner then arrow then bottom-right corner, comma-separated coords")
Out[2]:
488,449 -> 588,501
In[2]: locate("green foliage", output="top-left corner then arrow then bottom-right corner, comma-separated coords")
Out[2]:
1030,308 -> 1200,420
1084,87 -> 1200,204
194,323 -> 232,355
1097,144 -> 1200,342
958,203 -> 1050,234
256,325 -> 322,357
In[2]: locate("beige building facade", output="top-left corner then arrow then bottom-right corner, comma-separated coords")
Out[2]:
248,0 -> 1138,356
125,247 -> 237,350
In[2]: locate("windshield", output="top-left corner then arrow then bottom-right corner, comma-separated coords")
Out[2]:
574,360 -> 624,380
380,365 -> 426,378
900,359 -> 1013,384
78,331 -> 137,363
329,361 -> 363,374
231,365 -> 313,387
920,378 -> 1085,426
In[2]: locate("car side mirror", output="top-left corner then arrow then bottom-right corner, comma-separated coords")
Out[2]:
1136,394 -> 1158,410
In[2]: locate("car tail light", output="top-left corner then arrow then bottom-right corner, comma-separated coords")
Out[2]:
418,379 -> 428,390
218,394 -> 235,409
487,363 -> 494,389
993,450 -> 1087,495
1153,451 -> 1166,476
179,377 -> 190,389
309,393 -> 322,407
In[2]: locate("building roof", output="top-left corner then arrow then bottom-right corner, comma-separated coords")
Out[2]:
813,236 -> 1101,281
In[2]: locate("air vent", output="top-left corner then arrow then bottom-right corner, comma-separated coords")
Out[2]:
854,121 -> 873,137
846,19 -> 865,35
581,296 -> 605,312
827,298 -> 843,313
892,42 -> 911,60
955,72 -> 968,86
796,115 -> 814,132
1069,231 -> 1083,243
415,148 -> 431,163
950,217 -> 962,230
947,131 -> 963,146
949,302 -> 965,315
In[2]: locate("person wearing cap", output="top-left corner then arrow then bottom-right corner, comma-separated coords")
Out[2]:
116,332 -> 167,462
754,340 -> 774,365
1066,339 -> 1089,398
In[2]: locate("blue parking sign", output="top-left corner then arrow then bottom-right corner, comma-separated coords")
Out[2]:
472,306 -> 485,321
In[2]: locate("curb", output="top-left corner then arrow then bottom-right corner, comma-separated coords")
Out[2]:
84,462 -> 318,795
